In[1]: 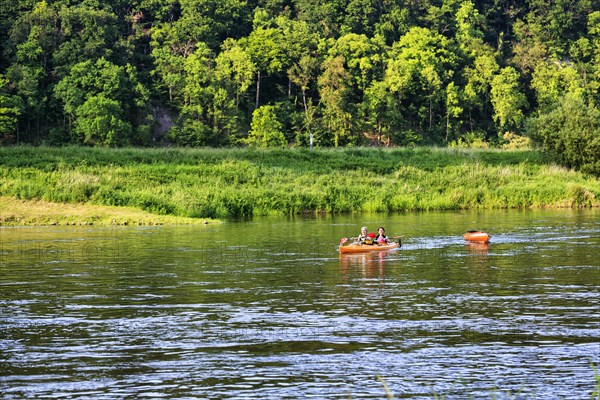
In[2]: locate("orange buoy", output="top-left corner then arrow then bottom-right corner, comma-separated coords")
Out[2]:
463,230 -> 491,243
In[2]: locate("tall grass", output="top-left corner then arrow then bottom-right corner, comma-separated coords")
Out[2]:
1,146 -> 598,219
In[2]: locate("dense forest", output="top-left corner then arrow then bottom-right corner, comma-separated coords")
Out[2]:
0,0 -> 599,171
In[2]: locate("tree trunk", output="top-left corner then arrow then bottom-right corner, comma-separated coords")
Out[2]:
445,110 -> 449,143
429,96 -> 433,132
302,89 -> 313,151
255,70 -> 261,109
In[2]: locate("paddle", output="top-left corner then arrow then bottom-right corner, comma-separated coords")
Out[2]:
340,237 -> 361,244
381,235 -> 402,245
340,236 -> 368,245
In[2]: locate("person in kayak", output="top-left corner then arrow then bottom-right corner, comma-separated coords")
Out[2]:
375,227 -> 389,244
357,226 -> 369,243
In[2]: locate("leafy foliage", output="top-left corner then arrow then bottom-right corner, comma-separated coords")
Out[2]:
528,94 -> 600,176
0,74 -> 22,143
0,0 -> 597,173
74,95 -> 132,146
246,105 -> 286,147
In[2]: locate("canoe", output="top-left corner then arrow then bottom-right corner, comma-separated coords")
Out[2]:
339,241 -> 400,254
463,230 -> 491,243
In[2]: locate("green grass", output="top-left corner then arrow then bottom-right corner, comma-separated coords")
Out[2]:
0,195 -> 214,226
1,146 -> 599,220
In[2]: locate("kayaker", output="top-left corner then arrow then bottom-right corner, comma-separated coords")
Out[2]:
357,226 -> 369,243
376,227 -> 389,244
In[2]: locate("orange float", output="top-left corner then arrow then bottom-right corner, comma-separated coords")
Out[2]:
463,230 -> 491,243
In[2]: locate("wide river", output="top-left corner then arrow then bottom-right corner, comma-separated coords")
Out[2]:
1,209 -> 599,398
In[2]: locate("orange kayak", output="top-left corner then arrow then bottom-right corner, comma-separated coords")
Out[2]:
463,231 -> 491,243
339,241 -> 400,254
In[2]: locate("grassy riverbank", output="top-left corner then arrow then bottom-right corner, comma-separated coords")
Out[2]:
0,196 -> 213,226
1,146 -> 599,224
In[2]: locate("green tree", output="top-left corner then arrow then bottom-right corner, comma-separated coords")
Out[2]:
455,0 -> 485,53
590,11 -> 600,107
181,42 -> 213,111
424,0 -> 461,36
0,74 -> 22,143
327,33 -> 384,95
246,104 -> 286,147
445,81 -> 463,143
2,0 -> 599,151
242,13 -> 285,109
8,1 -> 60,71
374,2 -> 411,45
5,1 -> 60,140
318,56 -> 352,147
166,41 -> 243,146
208,86 -> 240,144
168,118 -> 214,147
289,55 -> 319,148
571,11 -> 600,108
360,79 -> 411,146
6,34 -> 46,141
512,17 -> 548,74
341,0 -> 378,36
384,26 -> 456,142
527,0 -> 593,60
490,66 -> 527,132
54,58 -> 149,143
528,93 -> 600,176
320,33 -> 385,144
215,38 -> 256,109
74,95 -> 132,146
0,0 -> 20,70
531,61 -> 585,112
138,0 -> 179,23
293,0 -> 347,38
151,46 -> 186,103
178,42 -> 225,145
173,0 -> 249,49
53,4 -> 121,78
462,52 -> 499,133
276,15 -> 320,96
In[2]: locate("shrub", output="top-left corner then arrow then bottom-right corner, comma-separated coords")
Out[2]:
245,105 -> 287,148
527,94 -> 600,176
501,132 -> 532,150
168,119 -> 213,146
449,131 -> 489,148
74,96 -> 132,147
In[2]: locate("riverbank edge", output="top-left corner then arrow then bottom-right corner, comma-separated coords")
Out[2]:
0,196 -> 218,226
2,146 -> 600,223
1,195 -> 597,227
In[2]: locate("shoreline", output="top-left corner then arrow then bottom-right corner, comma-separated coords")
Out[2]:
1,146 -> 599,223
1,196 -> 598,227
0,196 -> 217,226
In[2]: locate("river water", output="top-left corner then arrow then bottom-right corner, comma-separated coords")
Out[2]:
1,209 -> 599,398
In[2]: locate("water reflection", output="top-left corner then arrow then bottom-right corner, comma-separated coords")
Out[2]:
464,241 -> 490,254
339,250 -> 397,278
